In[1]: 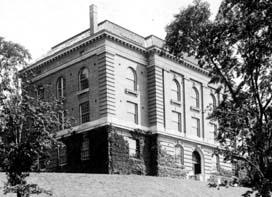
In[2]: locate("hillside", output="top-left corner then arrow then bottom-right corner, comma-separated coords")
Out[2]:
0,173 -> 250,197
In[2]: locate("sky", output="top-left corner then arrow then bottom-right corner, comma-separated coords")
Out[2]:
1,0 -> 222,61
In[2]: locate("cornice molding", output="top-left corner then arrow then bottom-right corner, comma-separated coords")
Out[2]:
23,30 -> 209,78
23,32 -> 107,73
147,46 -> 210,76
23,30 -> 148,73
104,31 -> 147,54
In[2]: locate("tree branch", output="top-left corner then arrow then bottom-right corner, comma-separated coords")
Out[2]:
209,57 -> 238,102
231,154 -> 264,179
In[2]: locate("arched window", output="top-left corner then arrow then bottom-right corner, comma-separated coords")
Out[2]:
211,94 -> 216,109
192,87 -> 200,108
79,68 -> 89,90
171,80 -> 181,101
175,145 -> 184,165
56,77 -> 65,98
127,67 -> 137,91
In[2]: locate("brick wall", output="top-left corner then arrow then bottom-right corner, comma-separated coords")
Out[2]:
34,54 -> 101,126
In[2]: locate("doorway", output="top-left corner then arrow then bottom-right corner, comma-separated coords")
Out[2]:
192,151 -> 201,175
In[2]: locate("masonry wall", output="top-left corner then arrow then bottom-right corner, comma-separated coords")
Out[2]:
108,126 -> 153,175
114,55 -> 149,128
156,139 -> 187,178
105,39 -> 149,129
30,29 -> 233,179
34,40 -> 105,127
149,54 -> 224,148
46,127 -> 109,173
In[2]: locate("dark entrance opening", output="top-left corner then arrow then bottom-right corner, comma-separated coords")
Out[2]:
192,151 -> 201,175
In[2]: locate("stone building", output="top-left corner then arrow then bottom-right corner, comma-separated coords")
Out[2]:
23,5 -> 232,181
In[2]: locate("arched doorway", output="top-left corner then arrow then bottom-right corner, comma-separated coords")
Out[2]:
192,151 -> 201,175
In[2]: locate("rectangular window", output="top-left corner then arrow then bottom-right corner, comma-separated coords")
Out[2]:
80,102 -> 90,123
172,111 -> 182,132
175,146 -> 184,165
126,138 -> 140,158
57,77 -> 65,98
192,117 -> 200,137
81,135 -> 90,161
58,145 -> 67,166
127,101 -> 138,124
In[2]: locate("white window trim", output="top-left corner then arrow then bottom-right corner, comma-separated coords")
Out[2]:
191,87 -> 200,109
171,79 -> 181,102
80,101 -> 90,124
126,67 -> 137,91
126,101 -> 138,124
192,117 -> 201,138
172,111 -> 182,132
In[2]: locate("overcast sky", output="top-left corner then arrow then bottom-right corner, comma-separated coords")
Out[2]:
1,0 -> 222,61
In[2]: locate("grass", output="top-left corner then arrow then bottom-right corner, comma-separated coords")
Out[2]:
0,173 -> 250,197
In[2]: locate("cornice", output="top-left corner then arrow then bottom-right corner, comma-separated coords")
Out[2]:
22,30 -> 149,74
22,30 -> 209,78
147,46 -> 210,77
104,31 -> 147,54
23,32 -> 107,73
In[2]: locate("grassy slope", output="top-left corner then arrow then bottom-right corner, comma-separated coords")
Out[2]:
0,173 -> 249,197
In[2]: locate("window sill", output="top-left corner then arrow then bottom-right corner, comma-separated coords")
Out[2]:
125,88 -> 138,96
81,158 -> 90,161
77,88 -> 89,96
175,163 -> 184,168
59,163 -> 67,167
171,99 -> 181,106
190,106 -> 200,112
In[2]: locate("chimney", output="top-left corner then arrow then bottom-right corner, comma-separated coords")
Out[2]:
89,4 -> 98,34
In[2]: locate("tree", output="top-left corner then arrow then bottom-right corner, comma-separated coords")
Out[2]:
0,37 -> 68,196
165,0 -> 272,196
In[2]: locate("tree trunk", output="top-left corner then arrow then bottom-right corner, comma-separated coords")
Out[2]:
17,192 -> 21,197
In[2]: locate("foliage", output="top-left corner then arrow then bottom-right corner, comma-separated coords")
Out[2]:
165,0 -> 272,196
0,37 -> 69,196
3,182 -> 52,196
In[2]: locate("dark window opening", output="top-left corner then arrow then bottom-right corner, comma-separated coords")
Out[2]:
80,102 -> 90,123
